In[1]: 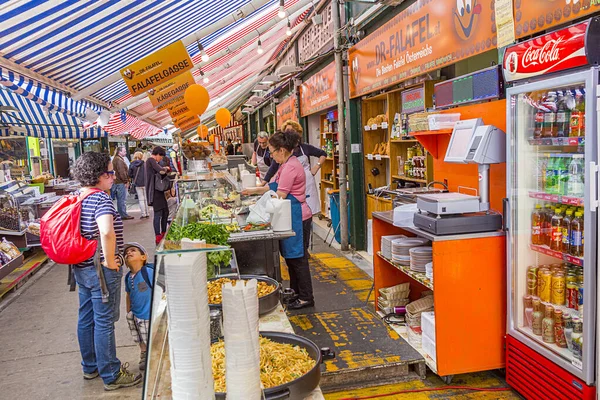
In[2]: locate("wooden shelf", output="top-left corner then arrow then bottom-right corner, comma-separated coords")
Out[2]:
321,132 -> 338,135
411,129 -> 453,159
365,155 -> 390,159
325,157 -> 335,161
321,180 -> 335,185
377,252 -> 433,290
392,175 -> 426,184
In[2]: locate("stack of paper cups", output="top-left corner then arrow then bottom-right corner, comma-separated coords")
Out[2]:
222,279 -> 261,399
165,250 -> 215,399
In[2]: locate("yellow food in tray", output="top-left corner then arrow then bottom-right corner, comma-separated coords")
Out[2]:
211,337 -> 316,392
207,278 -> 276,304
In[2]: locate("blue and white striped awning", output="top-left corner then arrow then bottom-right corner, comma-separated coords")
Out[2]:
0,87 -> 106,139
0,0 -> 271,104
0,67 -> 104,121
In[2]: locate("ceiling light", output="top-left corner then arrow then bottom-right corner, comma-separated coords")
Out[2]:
259,75 -> 278,84
197,41 -> 209,62
251,89 -> 264,93
278,0 -> 287,18
286,20 -> 292,36
257,38 -> 263,54
200,70 -> 209,84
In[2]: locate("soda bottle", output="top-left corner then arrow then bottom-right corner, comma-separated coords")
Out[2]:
570,212 -> 583,257
567,156 -> 584,197
533,109 -> 544,139
571,317 -> 583,360
556,93 -> 571,138
550,209 -> 563,251
558,157 -> 570,195
561,210 -> 572,254
569,95 -> 585,137
537,157 -> 548,191
545,157 -> 557,194
542,92 -> 558,138
543,204 -> 554,246
531,204 -> 543,245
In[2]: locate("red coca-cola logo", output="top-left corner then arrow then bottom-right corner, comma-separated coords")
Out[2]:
521,37 -> 563,69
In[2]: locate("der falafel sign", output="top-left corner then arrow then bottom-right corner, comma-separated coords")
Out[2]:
349,0 -> 497,98
513,0 -> 600,39
120,41 -> 193,96
276,95 -> 299,125
299,62 -> 337,117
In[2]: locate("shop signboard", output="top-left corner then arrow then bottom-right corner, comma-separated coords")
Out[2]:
167,101 -> 190,119
513,0 -> 600,39
172,112 -> 198,129
299,62 -> 337,117
224,124 -> 243,140
148,71 -> 196,109
276,95 -> 298,125
401,87 -> 426,114
120,41 -> 193,96
502,19 -> 600,82
178,117 -> 200,132
157,95 -> 186,113
348,0 -> 498,98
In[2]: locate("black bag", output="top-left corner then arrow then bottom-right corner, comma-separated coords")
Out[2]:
129,164 -> 141,195
154,173 -> 172,192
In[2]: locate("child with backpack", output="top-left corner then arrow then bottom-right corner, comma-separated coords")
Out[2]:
123,243 -> 154,371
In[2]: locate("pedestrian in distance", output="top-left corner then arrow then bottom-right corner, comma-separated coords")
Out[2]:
145,146 -> 171,244
112,146 -> 134,220
129,151 -> 150,219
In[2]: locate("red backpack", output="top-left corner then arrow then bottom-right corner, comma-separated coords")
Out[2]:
40,189 -> 102,265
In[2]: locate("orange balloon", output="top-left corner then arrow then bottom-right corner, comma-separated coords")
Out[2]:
184,84 -> 210,115
215,108 -> 231,128
197,124 -> 208,139
208,133 -> 215,144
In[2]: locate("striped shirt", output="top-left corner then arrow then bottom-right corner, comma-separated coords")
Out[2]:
76,191 -> 124,268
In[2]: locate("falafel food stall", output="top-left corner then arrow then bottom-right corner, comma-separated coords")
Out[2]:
145,191 -> 326,399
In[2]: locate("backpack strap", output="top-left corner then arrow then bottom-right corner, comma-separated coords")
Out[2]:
79,188 -> 103,200
140,266 -> 153,289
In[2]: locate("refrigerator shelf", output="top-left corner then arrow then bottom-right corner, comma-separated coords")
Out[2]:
530,244 -> 584,267
528,137 -> 585,147
518,325 -> 582,370
528,191 -> 584,207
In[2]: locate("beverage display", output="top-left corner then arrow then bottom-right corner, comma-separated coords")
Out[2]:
555,93 -> 570,138
570,212 -> 583,257
531,205 -> 542,245
569,94 -> 585,138
549,209 -> 562,251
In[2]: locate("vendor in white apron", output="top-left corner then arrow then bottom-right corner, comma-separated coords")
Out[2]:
261,120 -> 327,215
251,131 -> 271,180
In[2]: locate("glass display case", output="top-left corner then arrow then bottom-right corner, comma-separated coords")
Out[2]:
0,180 -> 36,233
0,137 -> 29,178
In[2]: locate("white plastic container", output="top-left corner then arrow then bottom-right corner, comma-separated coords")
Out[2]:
421,311 -> 436,342
422,334 -> 437,363
427,113 -> 461,130
241,173 -> 256,189
393,204 -> 418,227
270,198 -> 292,232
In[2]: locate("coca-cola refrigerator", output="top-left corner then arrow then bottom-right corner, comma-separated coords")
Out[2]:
503,18 -> 600,399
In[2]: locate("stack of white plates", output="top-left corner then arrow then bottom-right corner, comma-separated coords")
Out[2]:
381,235 -> 406,259
410,247 -> 433,272
425,262 -> 433,283
391,237 -> 430,263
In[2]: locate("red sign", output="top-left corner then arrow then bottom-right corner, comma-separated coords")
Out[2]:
503,19 -> 600,82
299,62 -> 337,117
276,95 -> 298,126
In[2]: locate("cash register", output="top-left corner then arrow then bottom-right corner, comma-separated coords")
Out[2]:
413,118 -> 505,235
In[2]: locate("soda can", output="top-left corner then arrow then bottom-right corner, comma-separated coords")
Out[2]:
551,273 -> 566,306
578,285 -> 584,309
567,283 -> 578,309
540,270 -> 552,303
527,266 -> 538,296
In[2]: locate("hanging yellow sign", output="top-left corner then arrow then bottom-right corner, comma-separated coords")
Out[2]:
178,118 -> 201,132
121,41 -> 193,96
167,102 -> 191,119
173,112 -> 198,128
157,95 -> 186,113
148,71 -> 196,109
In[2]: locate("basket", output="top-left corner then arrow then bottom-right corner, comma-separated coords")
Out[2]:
405,295 -> 434,315
408,112 -> 433,132
379,282 -> 410,300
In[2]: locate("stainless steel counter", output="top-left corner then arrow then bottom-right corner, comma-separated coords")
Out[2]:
228,229 -> 294,243
372,211 -> 505,242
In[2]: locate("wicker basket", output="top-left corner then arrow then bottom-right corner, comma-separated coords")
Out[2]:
408,111 -> 434,132
406,295 -> 434,315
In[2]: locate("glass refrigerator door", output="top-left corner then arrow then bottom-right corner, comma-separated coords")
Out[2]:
507,69 -> 598,384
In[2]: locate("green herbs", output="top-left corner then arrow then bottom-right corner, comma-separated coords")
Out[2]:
166,222 -> 231,245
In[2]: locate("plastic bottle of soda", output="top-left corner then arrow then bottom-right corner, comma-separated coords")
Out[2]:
545,157 -> 557,194
542,92 -> 558,138
561,210 -> 572,254
531,204 -> 543,245
570,212 -> 584,257
556,93 -> 571,138
543,205 -> 554,246
533,108 -> 544,139
570,95 -> 585,137
550,209 -> 563,251
567,156 -> 585,197
558,157 -> 570,195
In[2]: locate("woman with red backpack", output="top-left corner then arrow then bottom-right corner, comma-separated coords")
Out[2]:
70,152 -> 142,390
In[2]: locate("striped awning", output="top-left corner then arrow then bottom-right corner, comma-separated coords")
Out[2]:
103,111 -> 161,140
0,87 -> 105,138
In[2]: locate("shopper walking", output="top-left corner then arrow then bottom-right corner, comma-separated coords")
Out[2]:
112,146 -> 133,220
146,146 -> 171,244
128,151 -> 149,219
70,152 -> 142,390
252,131 -> 271,180
243,130 -> 314,309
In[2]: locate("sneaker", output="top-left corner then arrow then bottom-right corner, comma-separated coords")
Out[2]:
121,215 -> 134,220
83,370 -> 99,380
104,363 -> 143,391
287,299 -> 315,310
139,351 -> 147,371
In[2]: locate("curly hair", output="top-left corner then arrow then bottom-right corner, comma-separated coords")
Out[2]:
72,152 -> 111,187
281,119 -> 303,134
269,130 -> 300,152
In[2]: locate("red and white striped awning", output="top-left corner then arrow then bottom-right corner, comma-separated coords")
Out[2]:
103,112 -> 162,140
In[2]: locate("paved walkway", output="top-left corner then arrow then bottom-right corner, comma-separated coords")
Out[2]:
0,204 -> 154,399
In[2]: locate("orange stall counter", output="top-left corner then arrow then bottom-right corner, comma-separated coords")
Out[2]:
373,211 -> 506,377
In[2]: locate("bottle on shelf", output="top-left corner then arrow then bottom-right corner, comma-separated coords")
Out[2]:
554,309 -> 567,348
556,93 -> 571,138
569,94 -> 585,137
550,208 -> 563,251
571,317 -> 583,360
558,157 -> 570,195
545,157 -> 557,194
542,305 -> 556,344
561,210 -> 572,254
564,314 -> 574,351
542,204 -> 554,246
570,212 -> 584,257
542,91 -> 558,138
531,204 -> 543,245
524,295 -> 534,328
533,107 -> 544,139
532,298 -> 543,335
567,157 -> 584,197
537,157 -> 548,192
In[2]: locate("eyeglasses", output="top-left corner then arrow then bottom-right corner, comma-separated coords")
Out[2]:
105,171 -> 115,176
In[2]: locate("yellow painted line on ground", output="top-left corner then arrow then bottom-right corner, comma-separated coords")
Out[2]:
289,315 -> 314,331
324,372 -> 521,400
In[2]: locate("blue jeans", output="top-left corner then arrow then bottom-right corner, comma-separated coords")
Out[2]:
112,183 -> 129,218
73,265 -> 123,384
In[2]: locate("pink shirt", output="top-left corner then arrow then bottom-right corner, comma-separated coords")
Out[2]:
276,156 -> 311,221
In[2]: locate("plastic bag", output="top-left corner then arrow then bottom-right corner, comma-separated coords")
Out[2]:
247,190 -> 277,224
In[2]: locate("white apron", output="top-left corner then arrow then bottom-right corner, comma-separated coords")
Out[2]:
256,147 -> 270,179
297,147 -> 321,215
